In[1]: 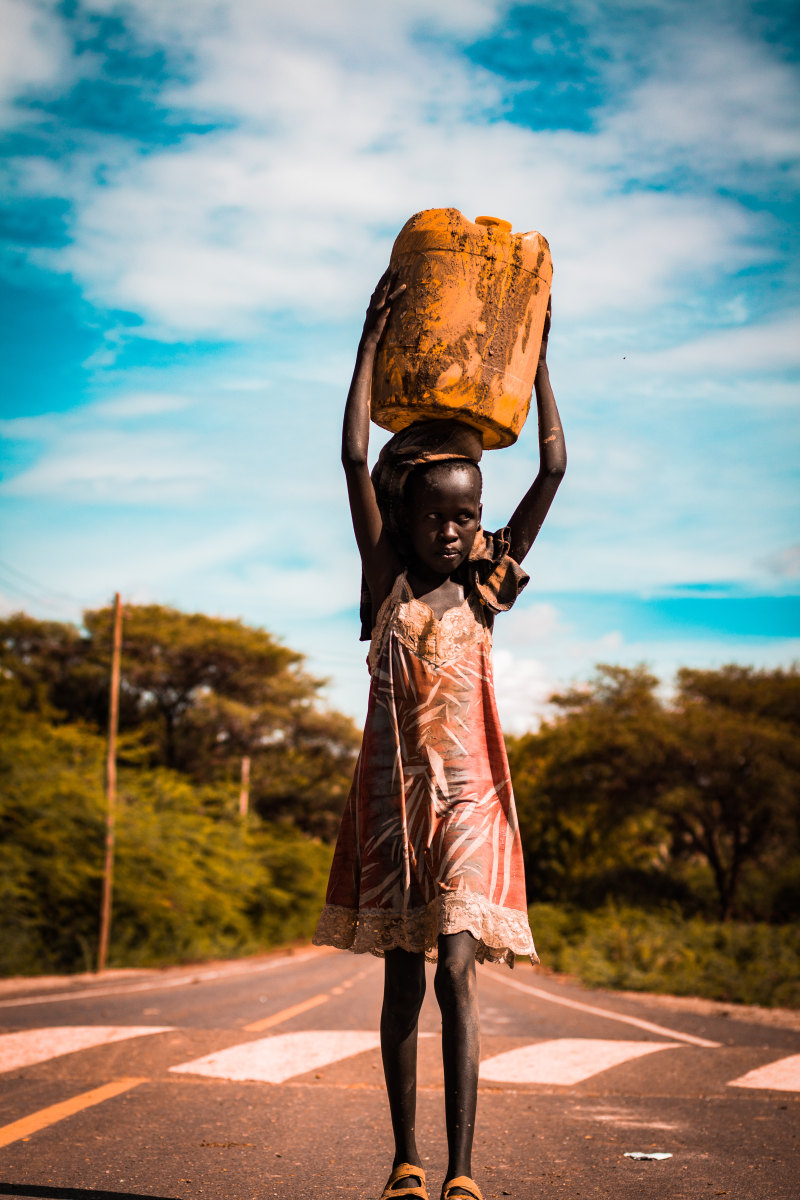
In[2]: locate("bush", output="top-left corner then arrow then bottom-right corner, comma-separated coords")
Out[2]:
0,708 -> 332,975
529,902 -> 800,1008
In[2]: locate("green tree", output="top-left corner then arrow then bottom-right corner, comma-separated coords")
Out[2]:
508,665 -> 674,907
83,603 -> 316,771
664,667 -> 800,920
0,681 -> 106,974
508,663 -> 800,921
0,605 -> 360,828
0,677 -> 333,975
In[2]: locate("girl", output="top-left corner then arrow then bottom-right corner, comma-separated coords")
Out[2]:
313,269 -> 566,1200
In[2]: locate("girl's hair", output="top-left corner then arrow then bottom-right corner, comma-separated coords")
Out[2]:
404,457 -> 483,500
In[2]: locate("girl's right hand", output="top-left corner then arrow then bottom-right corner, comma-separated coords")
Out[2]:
537,297 -> 551,370
361,268 -> 406,346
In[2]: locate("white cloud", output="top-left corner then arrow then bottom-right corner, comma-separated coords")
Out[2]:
0,0 -> 70,123
760,544 -> 800,580
629,312 -> 800,376
603,22 -> 800,189
3,0 -> 770,344
1,428 -> 220,503
93,392 -> 194,418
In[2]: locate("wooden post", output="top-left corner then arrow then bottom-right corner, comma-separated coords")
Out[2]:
239,755 -> 251,817
98,592 -> 122,973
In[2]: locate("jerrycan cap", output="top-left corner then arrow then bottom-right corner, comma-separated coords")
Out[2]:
475,215 -> 513,233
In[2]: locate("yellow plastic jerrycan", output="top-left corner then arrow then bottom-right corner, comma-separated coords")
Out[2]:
372,208 -> 552,449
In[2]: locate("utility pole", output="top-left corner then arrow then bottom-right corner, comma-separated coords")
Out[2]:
98,592 -> 122,973
239,754 -> 251,817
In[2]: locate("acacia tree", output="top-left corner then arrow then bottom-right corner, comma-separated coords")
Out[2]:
83,604 -> 315,771
0,605 -> 360,829
664,667 -> 800,920
507,665 -> 674,905
0,613 -> 86,717
508,663 -> 800,919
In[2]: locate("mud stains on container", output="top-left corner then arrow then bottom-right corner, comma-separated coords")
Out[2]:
373,209 -> 553,449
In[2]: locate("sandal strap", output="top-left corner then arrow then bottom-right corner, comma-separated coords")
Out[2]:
380,1162 -> 428,1200
442,1177 -> 483,1200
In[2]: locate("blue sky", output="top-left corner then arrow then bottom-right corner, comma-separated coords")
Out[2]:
1,0 -> 798,729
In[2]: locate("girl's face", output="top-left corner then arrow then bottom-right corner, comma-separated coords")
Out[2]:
405,463 -> 482,580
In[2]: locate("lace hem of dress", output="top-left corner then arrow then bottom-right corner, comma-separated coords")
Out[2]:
312,892 -> 539,969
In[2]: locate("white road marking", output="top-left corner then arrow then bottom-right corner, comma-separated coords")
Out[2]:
0,1026 -> 173,1073
480,1038 -> 680,1085
0,948 -> 326,1010
727,1054 -> 800,1092
487,972 -> 720,1048
170,1030 -> 383,1084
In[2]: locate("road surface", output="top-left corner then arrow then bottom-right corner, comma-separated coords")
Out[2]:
0,946 -> 798,1198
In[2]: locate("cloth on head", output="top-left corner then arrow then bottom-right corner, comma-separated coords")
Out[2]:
359,419 -> 529,640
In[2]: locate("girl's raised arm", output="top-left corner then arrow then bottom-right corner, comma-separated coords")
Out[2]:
505,302 -> 567,564
342,270 -> 405,609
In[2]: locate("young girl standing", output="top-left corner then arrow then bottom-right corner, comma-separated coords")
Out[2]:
313,269 -> 566,1200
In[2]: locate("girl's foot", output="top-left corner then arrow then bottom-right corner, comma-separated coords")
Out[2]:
440,1176 -> 483,1200
380,1162 -> 428,1199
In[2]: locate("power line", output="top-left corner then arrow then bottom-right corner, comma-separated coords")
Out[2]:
0,558 -> 95,611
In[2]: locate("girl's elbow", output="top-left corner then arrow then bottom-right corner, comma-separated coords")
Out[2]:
342,438 -> 368,469
547,454 -> 567,481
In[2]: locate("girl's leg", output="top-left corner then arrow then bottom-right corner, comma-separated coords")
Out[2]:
381,947 -> 427,1184
434,931 -> 480,1195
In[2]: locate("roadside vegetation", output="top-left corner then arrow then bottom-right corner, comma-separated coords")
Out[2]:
0,605 -> 348,975
1,608 -> 798,1005
510,663 -> 800,1006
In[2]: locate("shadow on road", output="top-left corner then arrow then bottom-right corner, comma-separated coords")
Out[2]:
0,1186 -> 179,1200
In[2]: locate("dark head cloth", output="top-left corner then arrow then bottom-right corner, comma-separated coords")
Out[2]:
359,419 -> 529,639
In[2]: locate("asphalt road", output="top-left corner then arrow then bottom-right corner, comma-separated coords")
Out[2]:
0,946 -> 798,1199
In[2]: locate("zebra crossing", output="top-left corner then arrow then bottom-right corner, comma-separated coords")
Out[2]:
2,1024 -> 799,1092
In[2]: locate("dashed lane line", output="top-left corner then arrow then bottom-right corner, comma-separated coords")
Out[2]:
481,1038 -> 681,1085
0,1026 -> 173,1073
244,992 -> 330,1032
0,969 -> 378,1150
240,965 -> 372,1033
727,1053 -> 800,1092
0,1078 -> 148,1150
487,972 -> 721,1048
0,948 -> 326,1010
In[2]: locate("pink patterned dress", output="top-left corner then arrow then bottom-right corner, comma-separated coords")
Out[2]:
313,572 -> 537,967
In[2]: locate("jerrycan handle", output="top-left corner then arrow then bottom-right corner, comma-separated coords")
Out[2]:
475,215 -> 513,232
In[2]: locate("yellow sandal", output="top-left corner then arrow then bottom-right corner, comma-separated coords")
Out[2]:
441,1177 -> 483,1200
380,1162 -> 428,1200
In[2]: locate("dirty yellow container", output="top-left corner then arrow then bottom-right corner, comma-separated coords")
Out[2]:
372,208 -> 552,449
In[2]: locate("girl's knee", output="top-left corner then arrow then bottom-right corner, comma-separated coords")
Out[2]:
434,937 -> 477,1008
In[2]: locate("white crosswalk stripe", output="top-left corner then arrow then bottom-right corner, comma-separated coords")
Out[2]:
479,1038 -> 681,1085
4,1026 -> 800,1093
170,1030 -> 384,1084
727,1054 -> 800,1092
0,1026 -> 173,1073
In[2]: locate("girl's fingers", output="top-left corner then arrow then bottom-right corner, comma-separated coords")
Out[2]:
388,283 -> 406,302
